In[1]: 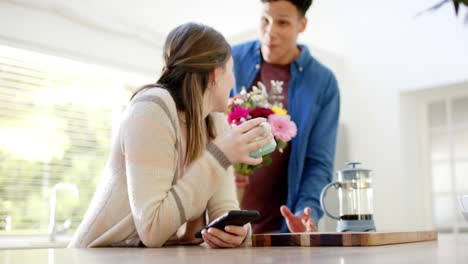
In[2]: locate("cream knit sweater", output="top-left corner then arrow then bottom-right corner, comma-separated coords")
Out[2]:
68,88 -> 244,248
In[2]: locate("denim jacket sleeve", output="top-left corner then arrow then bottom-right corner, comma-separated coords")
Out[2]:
294,73 -> 340,222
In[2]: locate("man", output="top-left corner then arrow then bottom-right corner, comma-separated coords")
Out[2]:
231,0 -> 340,233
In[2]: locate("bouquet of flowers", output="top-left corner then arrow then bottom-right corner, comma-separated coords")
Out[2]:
227,80 -> 298,176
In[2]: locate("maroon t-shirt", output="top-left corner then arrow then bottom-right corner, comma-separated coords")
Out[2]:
240,60 -> 291,234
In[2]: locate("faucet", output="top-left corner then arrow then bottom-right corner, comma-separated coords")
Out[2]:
48,183 -> 79,242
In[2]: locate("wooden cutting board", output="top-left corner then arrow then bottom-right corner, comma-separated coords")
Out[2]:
252,230 -> 438,247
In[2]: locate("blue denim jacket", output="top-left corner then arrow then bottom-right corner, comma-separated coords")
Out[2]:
231,40 -> 340,232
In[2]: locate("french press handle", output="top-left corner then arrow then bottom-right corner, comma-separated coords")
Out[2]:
320,181 -> 341,220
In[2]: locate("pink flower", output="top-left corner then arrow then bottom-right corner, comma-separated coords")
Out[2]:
249,107 -> 274,119
268,114 -> 297,142
227,106 -> 250,125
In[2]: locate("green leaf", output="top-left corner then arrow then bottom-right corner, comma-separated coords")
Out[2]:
251,163 -> 263,169
233,154 -> 275,175
234,162 -> 256,175
414,0 -> 467,18
454,0 -> 460,15
276,139 -> 287,151
262,155 -> 273,167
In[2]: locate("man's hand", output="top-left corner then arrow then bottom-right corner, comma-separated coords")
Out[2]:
280,205 -> 318,233
235,173 -> 250,188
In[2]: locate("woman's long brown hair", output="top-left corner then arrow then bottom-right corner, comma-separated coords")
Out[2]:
131,23 -> 231,166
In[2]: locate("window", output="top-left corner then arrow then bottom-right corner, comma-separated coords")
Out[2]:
0,44 -> 142,235
428,95 -> 468,233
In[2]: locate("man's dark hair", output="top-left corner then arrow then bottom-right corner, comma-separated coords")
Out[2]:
260,0 -> 313,17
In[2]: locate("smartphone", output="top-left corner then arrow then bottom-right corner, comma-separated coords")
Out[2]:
194,210 -> 260,238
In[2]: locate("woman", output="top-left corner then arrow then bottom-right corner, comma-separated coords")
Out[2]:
68,22 -> 272,248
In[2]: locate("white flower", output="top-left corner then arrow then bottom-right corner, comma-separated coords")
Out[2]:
252,85 -> 260,93
257,101 -> 271,108
234,98 -> 244,105
271,80 -> 284,94
257,81 -> 268,96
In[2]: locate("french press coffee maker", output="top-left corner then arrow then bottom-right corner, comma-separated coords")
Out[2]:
320,162 -> 376,232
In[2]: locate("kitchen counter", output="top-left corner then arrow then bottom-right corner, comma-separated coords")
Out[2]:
1,234 -> 467,264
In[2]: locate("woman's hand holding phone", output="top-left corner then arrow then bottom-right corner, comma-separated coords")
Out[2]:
195,210 -> 258,248
201,224 -> 249,248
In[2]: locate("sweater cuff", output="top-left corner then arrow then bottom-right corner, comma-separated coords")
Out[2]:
240,223 -> 252,247
206,142 -> 231,170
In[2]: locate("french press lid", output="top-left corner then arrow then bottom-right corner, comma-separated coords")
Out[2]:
337,162 -> 371,181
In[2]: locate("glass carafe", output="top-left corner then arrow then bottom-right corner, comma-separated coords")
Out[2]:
320,162 -> 376,232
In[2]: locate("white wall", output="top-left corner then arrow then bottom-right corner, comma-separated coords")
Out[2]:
0,0 -> 264,77
0,1 -> 162,77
